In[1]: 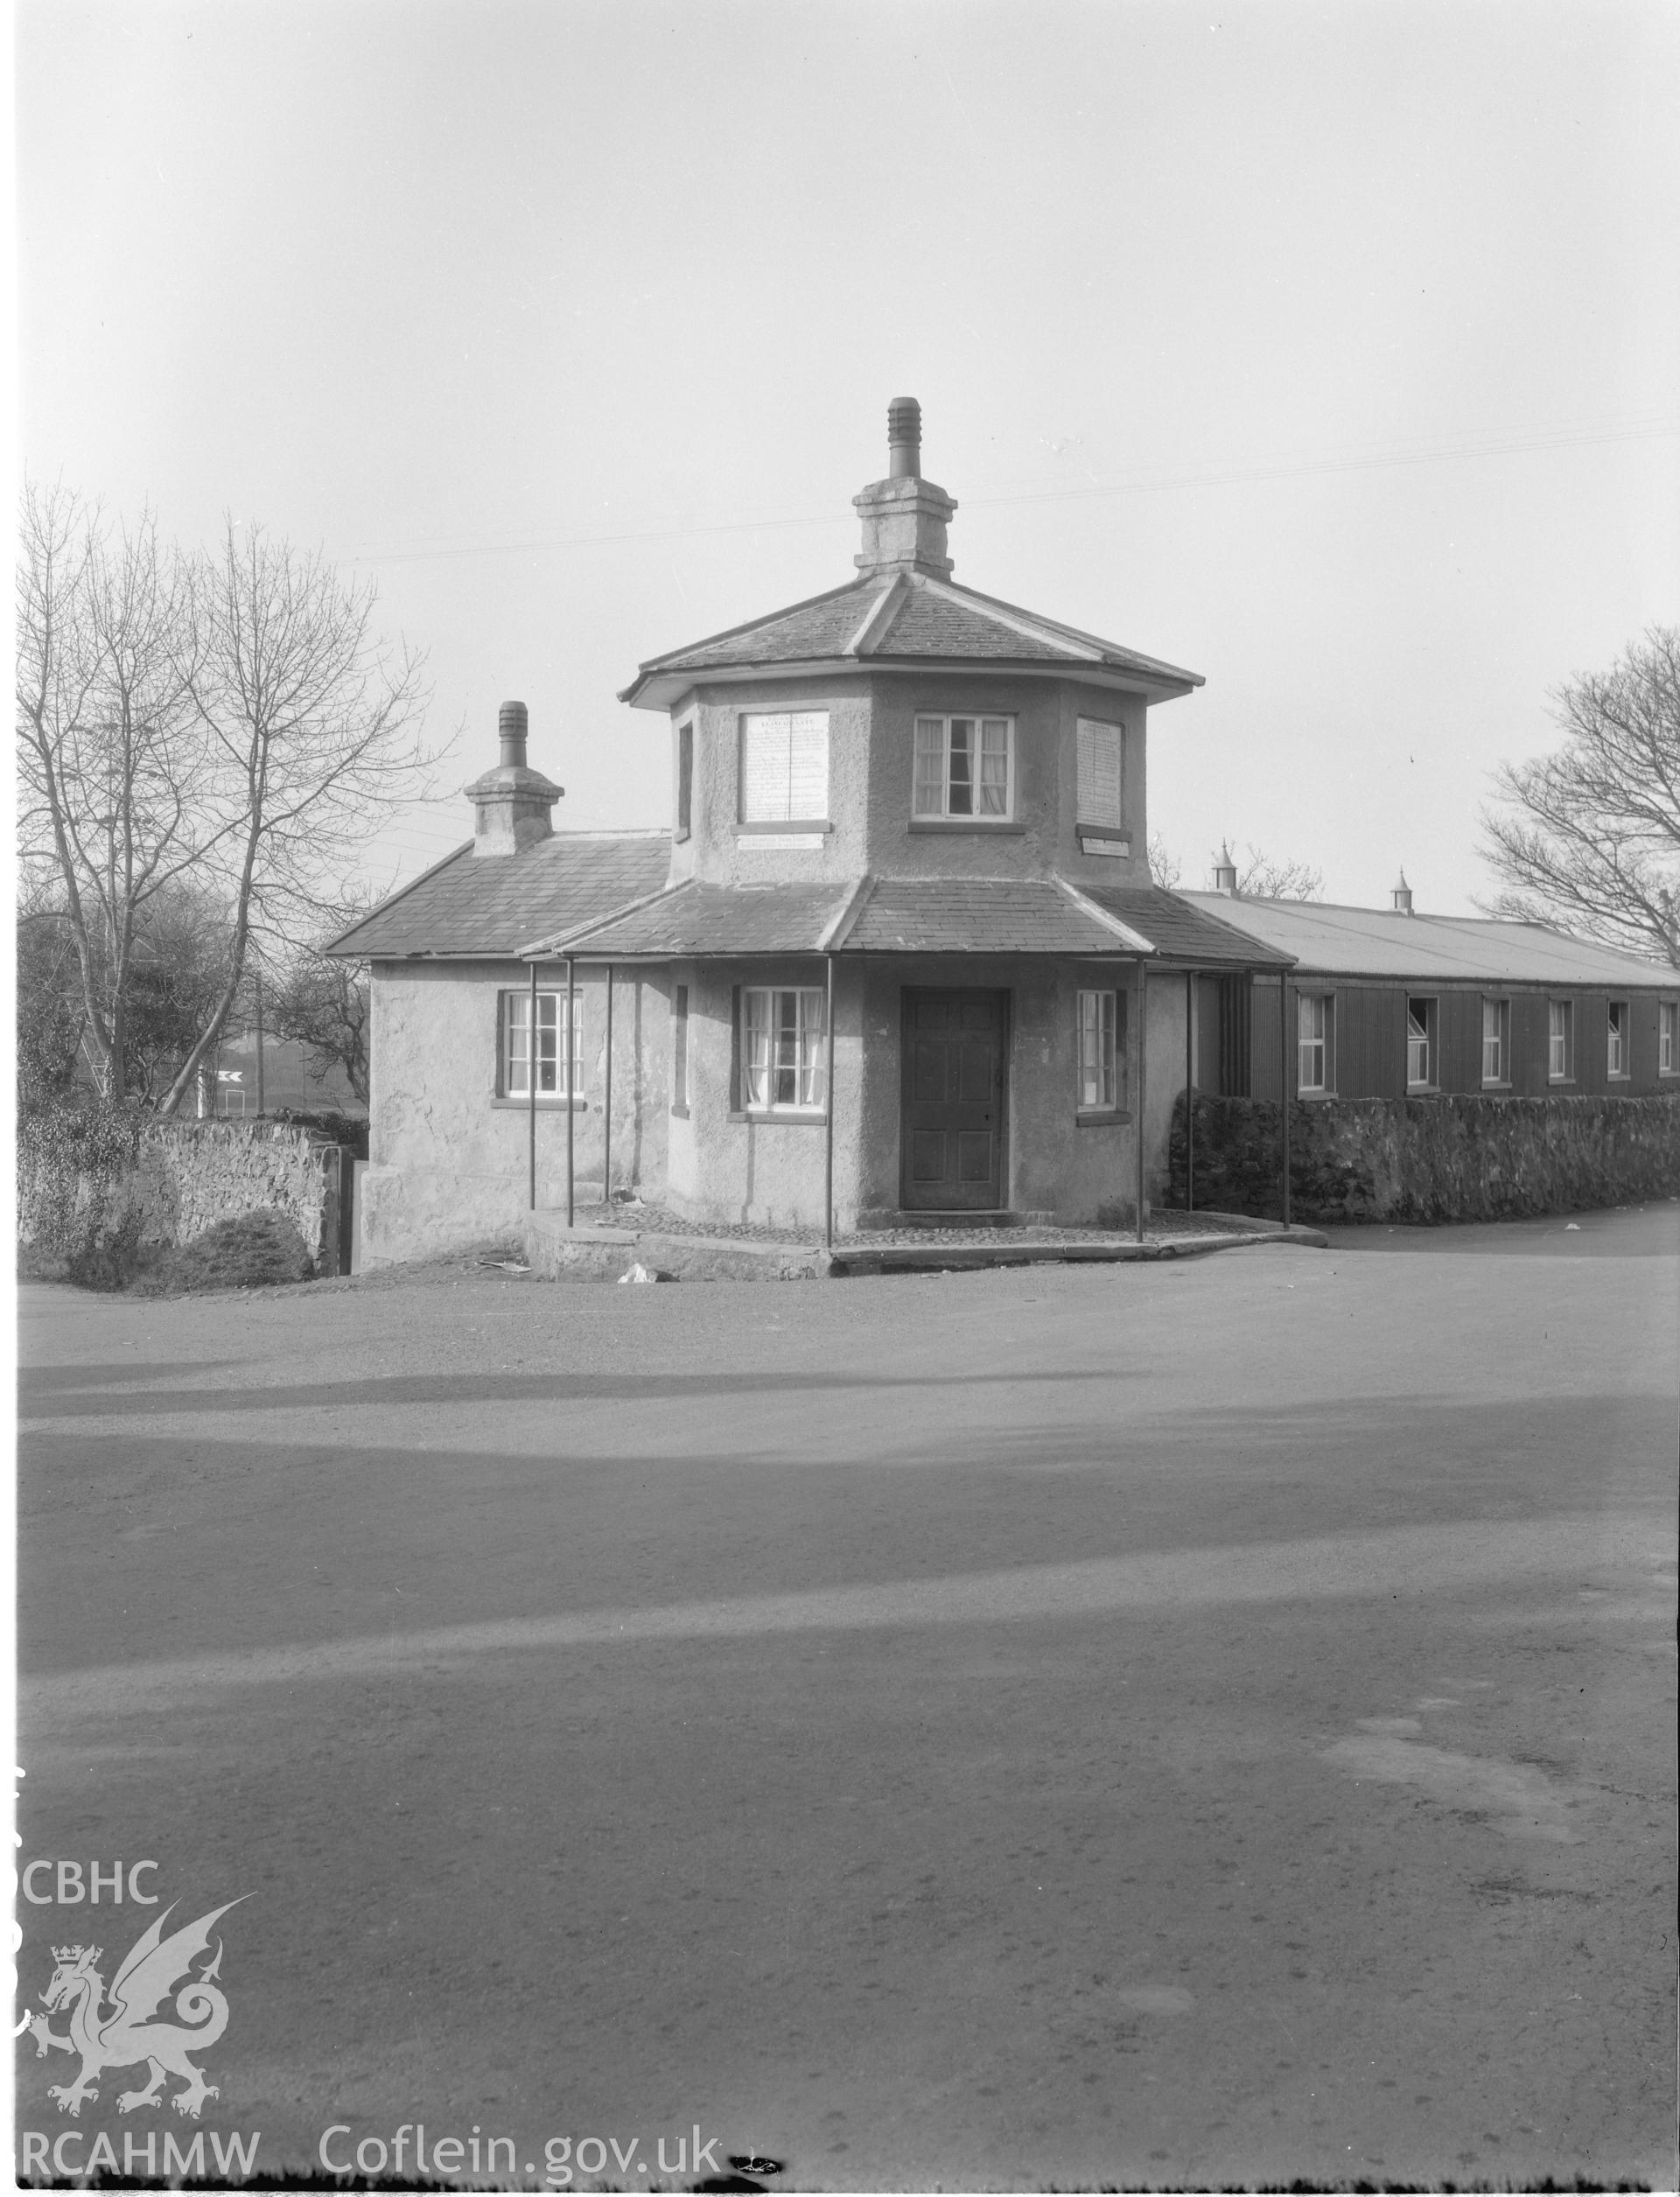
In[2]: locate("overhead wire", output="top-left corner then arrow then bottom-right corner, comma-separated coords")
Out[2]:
339,416 -> 1679,570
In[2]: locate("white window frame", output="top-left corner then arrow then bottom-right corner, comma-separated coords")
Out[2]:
1661,1002 -> 1677,1076
1480,997 -> 1510,1086
1548,998 -> 1573,1082
1075,717 -> 1124,830
1406,995 -> 1438,1091
741,986 -> 827,1113
1076,989 -> 1121,1113
912,713 -> 1015,822
1606,999 -> 1629,1080
1298,992 -> 1333,1095
738,710 -> 830,825
502,990 -> 584,1101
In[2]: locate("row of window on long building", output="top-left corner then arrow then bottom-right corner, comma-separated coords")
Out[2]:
500,990 -> 1677,1111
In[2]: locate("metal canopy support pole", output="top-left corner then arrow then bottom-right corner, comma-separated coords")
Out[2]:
528,961 -> 538,1210
603,964 -> 613,1205
566,956 -> 577,1228
1135,961 -> 1148,1244
1279,976 -> 1292,1229
1185,969 -> 1195,1212
824,954 -> 836,1251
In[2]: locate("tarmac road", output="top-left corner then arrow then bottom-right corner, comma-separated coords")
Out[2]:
14,1205 -> 1678,2191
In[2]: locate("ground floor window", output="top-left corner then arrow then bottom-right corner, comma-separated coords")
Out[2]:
1298,992 -> 1333,1093
1606,999 -> 1629,1078
501,989 -> 584,1098
1076,989 -> 1123,1111
672,984 -> 690,1111
1481,997 -> 1510,1084
742,987 -> 826,1109
1406,995 -> 1437,1089
1662,1001 -> 1677,1074
1548,998 -> 1573,1081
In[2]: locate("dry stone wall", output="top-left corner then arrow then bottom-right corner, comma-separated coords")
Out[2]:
19,1116 -> 345,1270
1170,1091 -> 1680,1225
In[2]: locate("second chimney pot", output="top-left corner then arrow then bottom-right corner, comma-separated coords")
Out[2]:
499,698 -> 529,769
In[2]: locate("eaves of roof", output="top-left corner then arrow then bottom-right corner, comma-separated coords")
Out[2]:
620,570 -> 1203,710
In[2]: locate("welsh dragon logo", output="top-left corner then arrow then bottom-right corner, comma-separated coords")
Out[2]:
26,1900 -> 245,2120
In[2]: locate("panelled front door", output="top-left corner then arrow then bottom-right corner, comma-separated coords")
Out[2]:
901,989 -> 1008,1211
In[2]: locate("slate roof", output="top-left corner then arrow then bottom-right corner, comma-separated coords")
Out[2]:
836,877 -> 1152,956
530,875 -> 1284,962
1078,884 -> 1293,969
325,833 -> 671,959
524,880 -> 858,960
620,570 -> 1202,707
1180,892 -> 1678,988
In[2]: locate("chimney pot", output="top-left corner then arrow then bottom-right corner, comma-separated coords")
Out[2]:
499,699 -> 529,769
887,395 -> 922,480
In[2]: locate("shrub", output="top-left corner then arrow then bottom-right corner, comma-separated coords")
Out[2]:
133,1208 -> 315,1296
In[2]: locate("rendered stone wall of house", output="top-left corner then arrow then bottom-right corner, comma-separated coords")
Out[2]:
362,958 -> 670,1265
1168,1089 -> 1680,1223
659,955 -> 1188,1234
663,670 -> 1161,894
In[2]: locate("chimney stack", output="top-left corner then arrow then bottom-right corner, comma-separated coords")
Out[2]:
1391,870 -> 1414,914
854,395 -> 956,578
1213,843 -> 1239,895
466,699 -> 563,857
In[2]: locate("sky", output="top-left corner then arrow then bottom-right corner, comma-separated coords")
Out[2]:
17,0 -> 1680,913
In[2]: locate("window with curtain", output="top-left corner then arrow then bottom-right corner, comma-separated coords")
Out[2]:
913,715 -> 1012,819
1298,994 -> 1332,1093
742,988 -> 826,1109
1076,989 -> 1123,1111
1548,999 -> 1573,1081
1481,997 -> 1510,1084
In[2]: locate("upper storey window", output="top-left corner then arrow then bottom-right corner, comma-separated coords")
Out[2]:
914,714 -> 1013,820
740,711 -> 829,822
1075,718 -> 1124,829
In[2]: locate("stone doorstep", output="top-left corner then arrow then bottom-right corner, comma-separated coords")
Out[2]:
524,1211 -> 1324,1281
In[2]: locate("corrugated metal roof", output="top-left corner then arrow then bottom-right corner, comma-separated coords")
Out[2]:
620,570 -> 1202,703
1180,892 -> 1679,987
1079,885 -> 1294,969
532,880 -> 856,959
838,877 -> 1145,956
326,833 -> 672,959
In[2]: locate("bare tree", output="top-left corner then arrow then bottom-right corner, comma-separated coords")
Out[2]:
156,520 -> 435,1110
1479,626 -> 1680,968
265,908 -> 374,1107
16,481 -> 206,1098
1149,831 -> 1324,899
1146,832 -> 1182,890
18,491 -> 441,1112
1233,845 -> 1324,901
